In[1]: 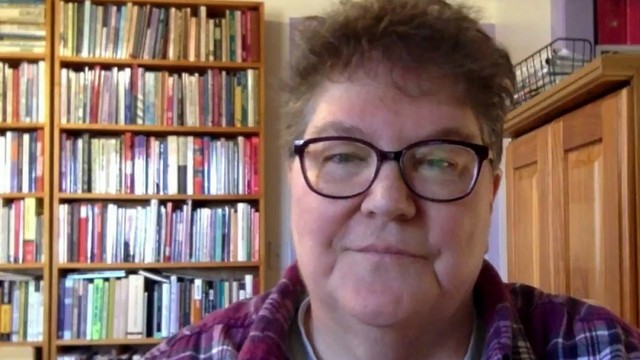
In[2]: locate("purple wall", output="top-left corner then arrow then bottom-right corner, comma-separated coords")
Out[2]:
551,0 -> 595,44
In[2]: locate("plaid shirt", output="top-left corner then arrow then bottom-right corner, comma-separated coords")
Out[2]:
143,261 -> 640,359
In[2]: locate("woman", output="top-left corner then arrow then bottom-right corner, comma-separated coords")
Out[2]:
145,0 -> 640,359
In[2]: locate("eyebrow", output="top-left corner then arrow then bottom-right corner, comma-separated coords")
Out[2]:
422,127 -> 480,143
306,121 -> 480,143
306,121 -> 366,138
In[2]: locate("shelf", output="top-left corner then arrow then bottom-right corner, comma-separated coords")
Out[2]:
0,123 -> 45,130
0,263 -> 44,277
78,0 -> 262,9
57,261 -> 259,271
0,192 -> 45,199
0,341 -> 43,347
58,123 -> 260,135
57,193 -> 259,201
0,53 -> 45,61
59,56 -> 260,70
0,263 -> 44,270
49,2 -> 265,358
56,338 -> 163,347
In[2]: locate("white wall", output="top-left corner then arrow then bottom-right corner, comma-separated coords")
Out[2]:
495,0 -> 553,63
252,0 -> 552,286
492,1 -> 553,279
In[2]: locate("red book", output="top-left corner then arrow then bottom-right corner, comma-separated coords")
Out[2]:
626,0 -> 640,44
36,130 -> 43,192
596,0 -> 627,44
193,137 -> 203,194
78,203 -> 87,263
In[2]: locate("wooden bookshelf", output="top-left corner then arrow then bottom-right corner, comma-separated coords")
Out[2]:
57,261 -> 260,271
0,53 -> 46,62
0,340 -> 43,347
0,193 -> 46,200
59,123 -> 260,134
0,263 -> 45,271
57,193 -> 260,201
60,56 -> 261,69
56,338 -> 163,346
0,0 -> 51,359
0,123 -> 46,130
50,0 -> 266,358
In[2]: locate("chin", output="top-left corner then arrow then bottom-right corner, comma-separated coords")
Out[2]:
331,256 -> 435,327
347,298 -> 414,327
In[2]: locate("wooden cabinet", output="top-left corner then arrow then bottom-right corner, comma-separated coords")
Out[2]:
504,54 -> 639,327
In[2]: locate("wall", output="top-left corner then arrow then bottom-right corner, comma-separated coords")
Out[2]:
254,0 -> 556,286
495,0 -> 553,63
493,0 -> 556,280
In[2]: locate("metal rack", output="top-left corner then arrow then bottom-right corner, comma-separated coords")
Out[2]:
513,38 -> 593,107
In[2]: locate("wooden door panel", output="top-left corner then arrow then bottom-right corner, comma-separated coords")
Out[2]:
506,126 -> 553,293
564,143 -> 614,308
552,87 -> 636,325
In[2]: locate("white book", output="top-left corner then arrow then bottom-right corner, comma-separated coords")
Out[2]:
126,274 -> 144,339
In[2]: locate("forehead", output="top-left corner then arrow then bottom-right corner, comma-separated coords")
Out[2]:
304,75 -> 482,148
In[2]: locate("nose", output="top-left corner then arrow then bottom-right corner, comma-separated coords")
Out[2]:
360,161 -> 417,220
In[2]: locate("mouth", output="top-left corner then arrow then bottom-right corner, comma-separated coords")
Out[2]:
353,245 -> 425,260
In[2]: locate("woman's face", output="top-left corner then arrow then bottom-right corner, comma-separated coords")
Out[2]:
288,72 -> 500,327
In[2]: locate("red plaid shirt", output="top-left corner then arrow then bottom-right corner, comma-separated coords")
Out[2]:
143,261 -> 640,359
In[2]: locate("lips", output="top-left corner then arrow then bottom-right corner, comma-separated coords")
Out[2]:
354,244 -> 425,259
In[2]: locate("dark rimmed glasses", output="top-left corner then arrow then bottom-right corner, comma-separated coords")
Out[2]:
292,136 -> 491,203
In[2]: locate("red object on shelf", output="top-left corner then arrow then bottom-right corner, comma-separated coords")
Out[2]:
596,0 -> 640,44
627,0 -> 640,44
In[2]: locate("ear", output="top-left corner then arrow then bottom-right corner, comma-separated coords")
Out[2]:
492,168 -> 502,199
489,167 -> 502,213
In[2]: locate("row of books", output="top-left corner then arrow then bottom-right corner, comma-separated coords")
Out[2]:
57,270 -> 256,340
59,2 -> 260,62
60,134 -> 259,196
57,350 -> 143,360
0,198 -> 43,264
0,130 -> 44,194
0,61 -> 46,124
0,2 -> 45,53
57,201 -> 259,264
0,276 -> 44,342
61,67 -> 259,127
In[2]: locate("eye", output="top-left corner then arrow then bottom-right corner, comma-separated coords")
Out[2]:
425,158 -> 456,169
323,152 -> 366,164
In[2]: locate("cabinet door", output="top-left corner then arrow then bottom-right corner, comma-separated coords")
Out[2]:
551,87 -> 637,325
505,124 -> 555,293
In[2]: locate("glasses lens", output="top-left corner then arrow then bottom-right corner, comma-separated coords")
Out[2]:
402,143 -> 479,200
302,139 -> 377,197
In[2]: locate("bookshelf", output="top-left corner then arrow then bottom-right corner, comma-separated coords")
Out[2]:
0,0 -> 51,359
50,0 -> 265,359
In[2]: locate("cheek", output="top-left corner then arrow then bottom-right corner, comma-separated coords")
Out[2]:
290,168 -> 345,256
428,173 -> 494,261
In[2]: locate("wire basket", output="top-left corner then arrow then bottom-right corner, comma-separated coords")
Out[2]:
513,38 -> 593,107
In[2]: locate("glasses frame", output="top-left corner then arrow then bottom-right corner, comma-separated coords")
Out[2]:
292,135 -> 491,203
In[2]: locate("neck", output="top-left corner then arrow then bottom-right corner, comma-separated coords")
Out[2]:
306,296 -> 475,360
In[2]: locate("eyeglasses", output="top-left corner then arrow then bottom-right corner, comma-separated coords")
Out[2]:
292,136 -> 491,202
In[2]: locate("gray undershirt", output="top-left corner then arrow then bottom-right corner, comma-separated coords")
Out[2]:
286,296 -> 485,360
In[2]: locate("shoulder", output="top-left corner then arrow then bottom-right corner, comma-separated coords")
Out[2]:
142,293 -> 266,360
143,263 -> 307,360
507,282 -> 640,359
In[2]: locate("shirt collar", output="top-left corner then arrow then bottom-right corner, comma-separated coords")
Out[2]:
275,259 -> 536,359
